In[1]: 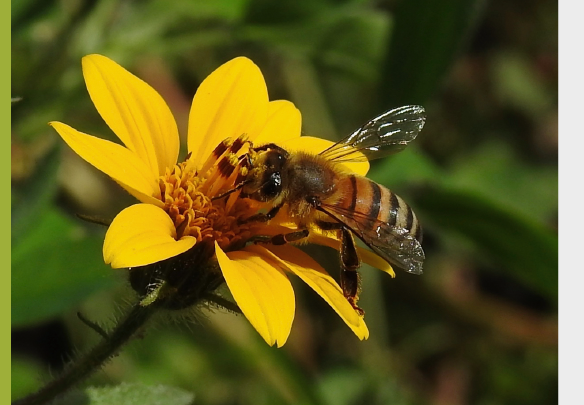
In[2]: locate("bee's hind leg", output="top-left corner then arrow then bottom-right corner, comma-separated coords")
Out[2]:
314,221 -> 364,316
339,227 -> 364,317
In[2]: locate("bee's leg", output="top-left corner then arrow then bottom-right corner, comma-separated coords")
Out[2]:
314,220 -> 364,315
210,179 -> 250,201
339,227 -> 364,316
239,203 -> 283,225
270,229 -> 309,245
249,229 -> 309,245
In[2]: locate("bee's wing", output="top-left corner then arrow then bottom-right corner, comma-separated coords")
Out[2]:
317,204 -> 424,275
319,105 -> 426,163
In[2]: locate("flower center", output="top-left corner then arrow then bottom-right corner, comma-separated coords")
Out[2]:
157,136 -> 262,251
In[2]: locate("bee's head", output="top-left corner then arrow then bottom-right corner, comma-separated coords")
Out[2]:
242,147 -> 289,203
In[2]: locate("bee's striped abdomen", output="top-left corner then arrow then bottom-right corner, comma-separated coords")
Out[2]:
336,175 -> 422,242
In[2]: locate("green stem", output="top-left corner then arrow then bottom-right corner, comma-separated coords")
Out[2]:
12,300 -> 162,405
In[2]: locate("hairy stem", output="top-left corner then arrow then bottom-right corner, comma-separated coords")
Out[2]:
12,301 -> 162,405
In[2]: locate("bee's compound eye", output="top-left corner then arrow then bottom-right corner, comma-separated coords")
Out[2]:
261,172 -> 282,199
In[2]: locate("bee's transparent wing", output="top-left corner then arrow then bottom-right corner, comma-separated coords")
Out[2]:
319,105 -> 426,163
317,204 -> 424,275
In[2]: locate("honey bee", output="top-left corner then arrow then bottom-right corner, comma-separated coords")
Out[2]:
224,106 -> 426,314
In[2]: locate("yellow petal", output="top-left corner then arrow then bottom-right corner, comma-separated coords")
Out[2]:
50,121 -> 162,205
82,54 -> 179,177
187,57 -> 269,168
247,244 -> 369,340
308,233 -> 395,277
358,248 -> 395,277
279,136 -> 370,176
104,204 -> 196,268
253,100 -> 301,146
215,243 -> 294,347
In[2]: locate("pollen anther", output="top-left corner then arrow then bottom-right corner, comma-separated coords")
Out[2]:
157,140 -> 263,251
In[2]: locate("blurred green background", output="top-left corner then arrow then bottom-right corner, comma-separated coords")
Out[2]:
11,0 -> 558,404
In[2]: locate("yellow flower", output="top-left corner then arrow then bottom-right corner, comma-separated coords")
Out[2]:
50,54 -> 394,346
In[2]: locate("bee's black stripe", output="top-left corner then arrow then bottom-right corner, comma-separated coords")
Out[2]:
368,181 -> 381,220
405,204 -> 414,231
413,220 -> 423,243
348,175 -> 358,212
388,191 -> 399,227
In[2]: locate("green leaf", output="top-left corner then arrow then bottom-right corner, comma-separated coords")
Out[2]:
491,52 -> 554,116
244,0 -> 329,25
53,383 -> 195,405
318,368 -> 368,405
380,0 -> 484,105
12,209 -> 116,327
11,145 -> 60,243
127,327 -> 326,405
413,187 -> 558,298
444,141 -> 558,222
368,146 -> 443,188
11,0 -> 56,29
317,9 -> 391,80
